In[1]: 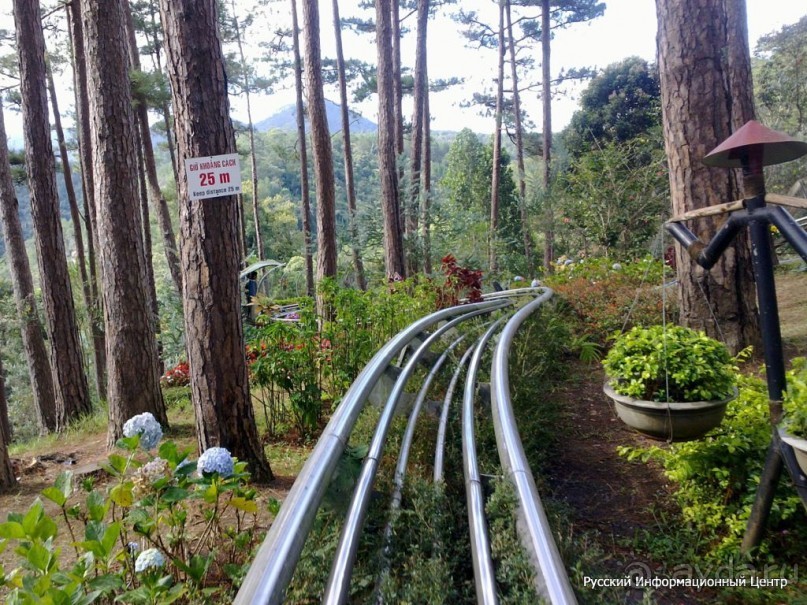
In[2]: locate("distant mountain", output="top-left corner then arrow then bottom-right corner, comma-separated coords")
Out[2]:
254,99 -> 377,135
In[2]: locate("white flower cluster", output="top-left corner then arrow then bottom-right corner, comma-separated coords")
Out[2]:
134,548 -> 165,573
132,457 -> 170,496
123,412 -> 163,450
197,447 -> 234,477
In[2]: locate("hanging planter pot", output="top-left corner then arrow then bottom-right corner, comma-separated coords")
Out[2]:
603,381 -> 736,442
602,325 -> 739,442
780,430 -> 807,476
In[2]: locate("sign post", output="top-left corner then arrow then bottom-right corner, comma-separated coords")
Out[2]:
184,153 -> 242,201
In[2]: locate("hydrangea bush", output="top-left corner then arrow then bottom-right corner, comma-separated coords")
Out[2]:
0,415 -> 277,604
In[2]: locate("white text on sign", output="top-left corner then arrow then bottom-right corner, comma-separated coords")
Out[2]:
184,153 -> 242,200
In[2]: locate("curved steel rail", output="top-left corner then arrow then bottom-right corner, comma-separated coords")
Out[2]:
323,307 -> 504,604
434,342 -> 476,483
235,298 -> 511,605
490,288 -> 578,604
463,318 -> 508,605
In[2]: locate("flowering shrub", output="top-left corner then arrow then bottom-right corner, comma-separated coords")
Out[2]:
547,256 -> 676,345
123,411 -> 163,450
0,415 -> 274,604
160,360 -> 191,388
436,254 -> 483,308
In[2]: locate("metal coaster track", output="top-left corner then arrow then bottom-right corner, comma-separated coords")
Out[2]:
235,287 -> 576,605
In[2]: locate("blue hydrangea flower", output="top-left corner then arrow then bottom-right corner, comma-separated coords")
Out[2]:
197,447 -> 234,477
123,412 -> 163,450
127,542 -> 140,555
134,548 -> 165,573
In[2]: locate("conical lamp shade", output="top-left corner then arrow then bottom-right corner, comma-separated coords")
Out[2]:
703,120 -> 807,168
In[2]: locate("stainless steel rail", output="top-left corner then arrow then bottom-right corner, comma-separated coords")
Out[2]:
490,288 -> 578,605
434,340 -> 476,483
463,318 -> 507,605
235,298 -> 511,605
374,335 -> 467,601
323,307 -> 507,605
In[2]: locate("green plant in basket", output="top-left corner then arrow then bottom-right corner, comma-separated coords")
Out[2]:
603,324 -> 737,402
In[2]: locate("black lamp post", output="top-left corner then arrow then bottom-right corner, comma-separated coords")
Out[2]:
665,120 -> 807,552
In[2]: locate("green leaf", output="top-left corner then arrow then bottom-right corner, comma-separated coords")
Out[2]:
86,491 -> 107,522
0,522 -> 26,540
101,523 -> 122,556
161,487 -> 190,504
202,483 -> 218,503
21,500 -> 45,536
40,487 -> 67,508
106,454 -> 129,475
88,572 -> 124,593
25,541 -> 52,572
229,497 -> 258,514
109,484 -> 134,508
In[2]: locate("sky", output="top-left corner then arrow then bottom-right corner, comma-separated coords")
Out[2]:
1,0 -> 805,146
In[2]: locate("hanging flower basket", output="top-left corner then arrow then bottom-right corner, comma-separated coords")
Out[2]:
603,381 -> 736,442
602,325 -> 739,442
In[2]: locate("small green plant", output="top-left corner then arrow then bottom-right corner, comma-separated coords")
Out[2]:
603,324 -> 737,402
783,357 -> 807,438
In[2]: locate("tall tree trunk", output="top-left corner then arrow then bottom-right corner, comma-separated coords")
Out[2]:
489,0 -> 505,276
408,0 -> 429,277
0,98 -> 56,433
135,126 -> 162,349
66,2 -> 105,384
332,0 -> 367,290
14,0 -> 92,429
80,0 -> 168,445
506,0 -> 533,277
656,0 -> 760,354
0,354 -> 16,490
541,0 -> 554,272
46,60 -> 107,402
420,72 -> 432,275
123,2 -> 184,296
291,0 -> 315,297
301,0 -> 338,298
389,0 -> 412,252
159,0 -> 272,481
229,0 -> 264,260
376,0 -> 406,279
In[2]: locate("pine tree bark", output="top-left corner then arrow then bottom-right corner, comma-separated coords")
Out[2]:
506,0 -> 533,277
541,0 -> 554,272
0,98 -> 56,433
14,0 -> 92,429
490,0 -> 505,276
656,0 -> 760,353
0,355 -> 16,490
228,0 -> 264,261
376,0 -> 406,279
301,0 -> 338,294
407,0 -> 429,277
46,61 -> 107,402
420,76 -> 432,275
66,1 -> 104,357
158,0 -> 272,481
80,0 -> 168,445
332,0 -> 367,290
391,0 -> 405,249
291,0 -> 315,297
123,2 -> 184,296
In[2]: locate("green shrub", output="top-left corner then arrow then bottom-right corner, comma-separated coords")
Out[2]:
620,373 -> 807,558
0,414 -> 271,604
548,257 -> 676,345
783,357 -> 807,439
603,325 -> 737,402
